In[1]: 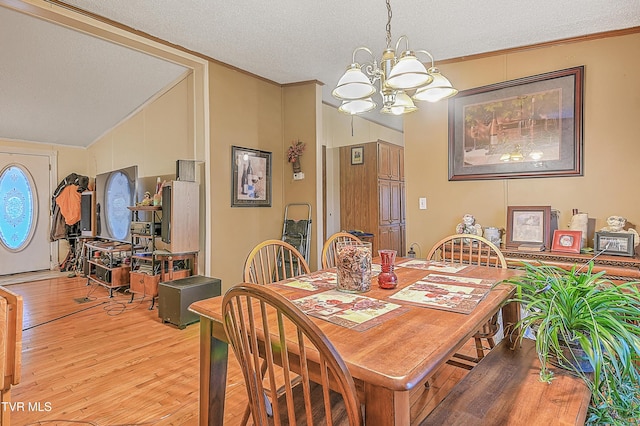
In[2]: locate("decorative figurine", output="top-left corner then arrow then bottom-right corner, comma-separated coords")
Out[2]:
456,214 -> 483,237
136,191 -> 153,206
600,216 -> 639,247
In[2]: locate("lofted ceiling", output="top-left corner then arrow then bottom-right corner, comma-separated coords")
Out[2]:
1,0 -> 639,147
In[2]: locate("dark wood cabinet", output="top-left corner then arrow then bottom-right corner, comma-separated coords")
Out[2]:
340,140 -> 405,255
377,142 -> 403,181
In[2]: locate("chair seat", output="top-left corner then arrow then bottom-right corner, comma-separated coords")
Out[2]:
271,381 -> 350,425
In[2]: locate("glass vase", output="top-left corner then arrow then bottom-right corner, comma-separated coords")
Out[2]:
336,241 -> 372,293
377,249 -> 398,289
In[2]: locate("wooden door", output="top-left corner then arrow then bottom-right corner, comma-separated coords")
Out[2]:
378,180 -> 392,225
377,143 -> 392,179
390,180 -> 402,224
389,225 -> 402,252
379,225 -> 402,252
389,144 -> 401,181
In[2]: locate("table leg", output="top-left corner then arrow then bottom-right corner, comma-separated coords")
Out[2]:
502,300 -> 521,349
364,383 -> 410,426
199,318 -> 228,426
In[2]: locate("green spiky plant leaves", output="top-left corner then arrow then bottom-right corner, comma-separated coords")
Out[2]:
506,262 -> 640,425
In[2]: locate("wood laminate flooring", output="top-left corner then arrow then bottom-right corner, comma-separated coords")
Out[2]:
6,276 -> 470,425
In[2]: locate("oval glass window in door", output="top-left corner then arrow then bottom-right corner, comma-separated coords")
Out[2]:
0,164 -> 38,251
105,170 -> 133,241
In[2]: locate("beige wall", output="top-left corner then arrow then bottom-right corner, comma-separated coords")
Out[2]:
209,63 -> 286,289
404,32 -> 640,255
282,83 -> 320,269
88,75 -> 194,179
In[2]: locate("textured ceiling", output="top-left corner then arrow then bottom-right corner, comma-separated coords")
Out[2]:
2,0 -> 640,146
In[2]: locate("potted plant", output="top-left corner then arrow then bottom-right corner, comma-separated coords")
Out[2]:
506,262 -> 640,425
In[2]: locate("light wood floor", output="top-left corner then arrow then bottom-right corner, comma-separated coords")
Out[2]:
7,276 -> 471,425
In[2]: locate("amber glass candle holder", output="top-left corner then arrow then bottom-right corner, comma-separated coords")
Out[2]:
377,249 -> 398,289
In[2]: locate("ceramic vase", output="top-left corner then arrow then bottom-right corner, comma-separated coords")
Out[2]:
377,249 -> 398,289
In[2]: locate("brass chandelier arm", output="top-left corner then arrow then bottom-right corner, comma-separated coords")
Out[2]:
414,49 -> 436,69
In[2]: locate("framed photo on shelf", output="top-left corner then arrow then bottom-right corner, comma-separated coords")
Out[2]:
594,232 -> 635,257
551,230 -> 582,253
231,146 -> 272,207
351,146 -> 364,165
448,66 -> 584,181
506,205 -> 552,250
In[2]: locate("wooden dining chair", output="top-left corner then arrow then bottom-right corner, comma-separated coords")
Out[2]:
240,239 -> 311,424
222,283 -> 363,426
427,234 -> 507,368
243,239 -> 311,285
0,286 -> 23,426
321,232 -> 361,269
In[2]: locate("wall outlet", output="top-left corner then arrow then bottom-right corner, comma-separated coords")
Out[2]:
293,172 -> 305,180
419,197 -> 427,210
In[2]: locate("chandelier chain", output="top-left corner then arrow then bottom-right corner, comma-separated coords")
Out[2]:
385,0 -> 392,48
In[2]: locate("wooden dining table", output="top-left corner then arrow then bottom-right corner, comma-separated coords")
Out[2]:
189,258 -> 521,426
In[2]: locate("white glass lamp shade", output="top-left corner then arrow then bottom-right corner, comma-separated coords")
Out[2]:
381,91 -> 417,115
332,65 -> 376,100
413,68 -> 458,102
385,53 -> 433,90
338,98 -> 377,115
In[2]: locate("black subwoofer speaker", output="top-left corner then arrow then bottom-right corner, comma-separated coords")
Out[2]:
158,275 -> 221,329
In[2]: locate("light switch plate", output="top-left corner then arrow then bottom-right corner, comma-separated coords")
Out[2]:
419,197 -> 427,210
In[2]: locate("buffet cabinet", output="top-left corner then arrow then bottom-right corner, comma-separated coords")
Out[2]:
340,140 -> 405,255
441,244 -> 640,283
501,248 -> 640,283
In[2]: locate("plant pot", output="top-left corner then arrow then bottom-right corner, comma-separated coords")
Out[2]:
292,159 -> 301,173
549,338 -> 594,373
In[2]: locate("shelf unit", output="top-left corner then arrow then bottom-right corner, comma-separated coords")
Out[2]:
85,240 -> 131,297
128,205 -> 162,309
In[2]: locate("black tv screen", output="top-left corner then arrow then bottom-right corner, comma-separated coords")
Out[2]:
95,165 -> 138,242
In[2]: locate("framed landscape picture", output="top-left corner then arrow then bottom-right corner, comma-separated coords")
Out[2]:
448,66 -> 584,181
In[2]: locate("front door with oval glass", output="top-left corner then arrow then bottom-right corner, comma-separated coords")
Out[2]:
0,152 -> 51,275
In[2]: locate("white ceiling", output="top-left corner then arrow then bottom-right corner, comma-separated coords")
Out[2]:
2,0 -> 639,147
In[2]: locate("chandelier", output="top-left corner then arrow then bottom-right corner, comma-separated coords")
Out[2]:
332,0 -> 457,116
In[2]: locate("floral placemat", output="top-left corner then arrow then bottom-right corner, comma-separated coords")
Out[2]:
276,266 -> 381,294
396,259 -> 469,273
276,271 -> 338,292
292,290 -> 407,331
389,273 -> 496,314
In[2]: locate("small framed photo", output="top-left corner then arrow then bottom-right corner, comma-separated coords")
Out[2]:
506,205 -> 551,250
351,146 -> 364,165
594,232 -> 635,257
551,230 -> 582,253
